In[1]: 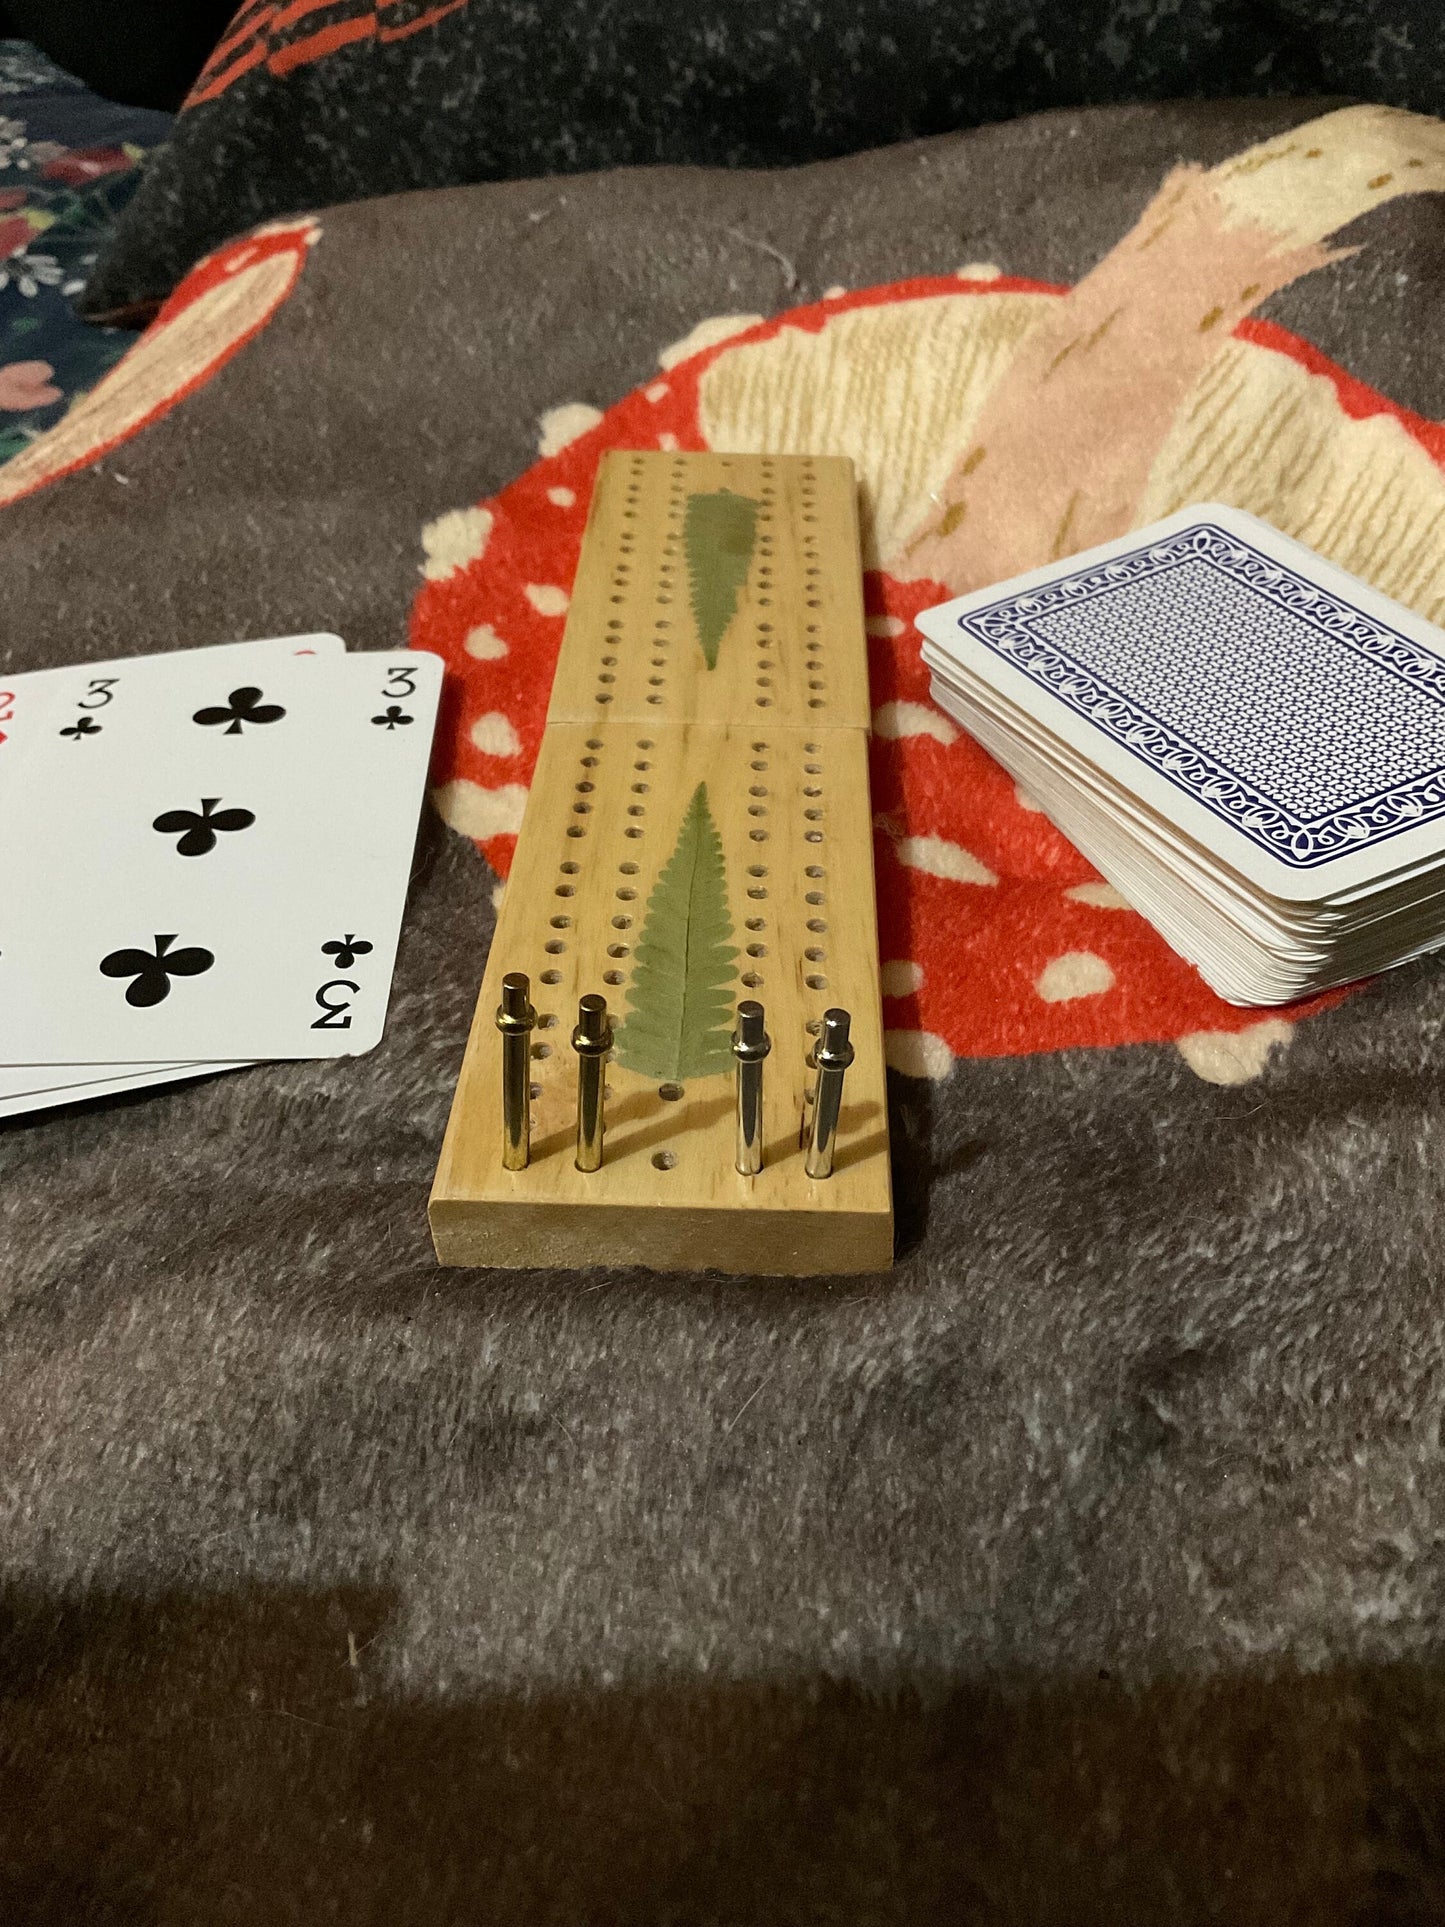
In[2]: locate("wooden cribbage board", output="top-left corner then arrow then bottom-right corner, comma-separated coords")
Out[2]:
429,450 -> 893,1276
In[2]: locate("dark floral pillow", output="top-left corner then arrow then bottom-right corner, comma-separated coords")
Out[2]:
0,40 -> 170,466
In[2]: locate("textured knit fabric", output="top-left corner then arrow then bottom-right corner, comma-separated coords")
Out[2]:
82,0 -> 1445,317
7,98 -> 1445,1920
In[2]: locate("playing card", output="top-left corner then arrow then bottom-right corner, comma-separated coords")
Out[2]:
0,634 -> 346,1113
1,631 -> 344,781
919,505 -> 1445,905
0,648 -> 441,1064
0,1061 -> 233,1122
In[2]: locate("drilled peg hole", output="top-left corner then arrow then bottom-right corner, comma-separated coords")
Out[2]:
541,969 -> 561,985
806,975 -> 827,991
652,1151 -> 678,1171
658,1083 -> 684,1102
531,1043 -> 552,1059
544,940 -> 566,955
603,969 -> 624,986
607,943 -> 630,958
741,972 -> 763,988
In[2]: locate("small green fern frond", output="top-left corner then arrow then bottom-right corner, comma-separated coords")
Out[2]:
614,783 -> 737,1081
684,489 -> 758,669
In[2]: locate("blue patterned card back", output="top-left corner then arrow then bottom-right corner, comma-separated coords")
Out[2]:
950,523 -> 1445,870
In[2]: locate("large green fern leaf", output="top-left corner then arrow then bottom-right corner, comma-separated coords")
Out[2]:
615,783 -> 737,1081
684,489 -> 758,669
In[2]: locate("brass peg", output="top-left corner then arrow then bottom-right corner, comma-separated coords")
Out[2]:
805,1007 -> 854,1180
572,992 -> 613,1173
496,972 -> 536,1172
732,999 -> 771,1176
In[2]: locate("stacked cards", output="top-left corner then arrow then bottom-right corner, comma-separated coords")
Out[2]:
918,505 -> 1445,1006
0,633 -> 442,1118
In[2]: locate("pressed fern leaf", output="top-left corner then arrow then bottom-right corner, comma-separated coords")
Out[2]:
683,489 -> 758,669
615,783 -> 737,1081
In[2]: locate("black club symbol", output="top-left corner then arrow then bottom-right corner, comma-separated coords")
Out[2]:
322,934 -> 373,969
99,933 -> 215,1009
59,715 -> 101,741
153,796 -> 256,857
371,705 -> 413,730
193,686 -> 286,735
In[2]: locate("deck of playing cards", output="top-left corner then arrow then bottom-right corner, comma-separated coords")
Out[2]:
918,506 -> 1445,1007
0,633 -> 441,1118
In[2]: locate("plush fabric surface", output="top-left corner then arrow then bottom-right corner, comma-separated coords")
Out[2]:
81,0 -> 1445,319
0,40 -> 168,463
7,98 -> 1445,1918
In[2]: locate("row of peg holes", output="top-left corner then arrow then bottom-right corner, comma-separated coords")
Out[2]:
755,463 -> 827,712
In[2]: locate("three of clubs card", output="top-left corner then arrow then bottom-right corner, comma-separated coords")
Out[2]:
918,505 -> 1445,1006
0,636 -> 442,1115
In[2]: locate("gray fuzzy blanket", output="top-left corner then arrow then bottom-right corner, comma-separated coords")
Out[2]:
5,97 -> 1445,1922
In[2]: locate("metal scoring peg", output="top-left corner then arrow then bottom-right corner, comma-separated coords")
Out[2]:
805,1007 -> 854,1180
572,992 -> 613,1173
731,999 -> 771,1176
495,971 -> 537,1172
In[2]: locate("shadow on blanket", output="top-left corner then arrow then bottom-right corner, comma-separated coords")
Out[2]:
3,1575 -> 1443,1922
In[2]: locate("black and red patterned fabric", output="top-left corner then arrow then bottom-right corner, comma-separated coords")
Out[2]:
81,0 -> 1445,319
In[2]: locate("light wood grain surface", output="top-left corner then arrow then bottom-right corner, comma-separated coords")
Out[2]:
430,451 -> 892,1275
